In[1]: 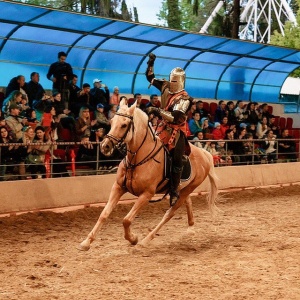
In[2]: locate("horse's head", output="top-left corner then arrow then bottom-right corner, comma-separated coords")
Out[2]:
101,100 -> 136,156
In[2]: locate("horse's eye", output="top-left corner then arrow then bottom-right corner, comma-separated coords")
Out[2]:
121,124 -> 127,129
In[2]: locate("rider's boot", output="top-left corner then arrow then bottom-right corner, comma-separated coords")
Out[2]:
170,167 -> 183,206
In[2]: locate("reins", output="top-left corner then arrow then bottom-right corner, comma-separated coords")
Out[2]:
105,111 -> 164,170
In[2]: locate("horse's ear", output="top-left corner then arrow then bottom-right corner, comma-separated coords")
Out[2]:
128,100 -> 137,114
120,98 -> 128,107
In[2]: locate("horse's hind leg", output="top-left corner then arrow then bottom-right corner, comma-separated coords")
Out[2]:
123,192 -> 153,245
140,191 -> 190,246
77,182 -> 126,251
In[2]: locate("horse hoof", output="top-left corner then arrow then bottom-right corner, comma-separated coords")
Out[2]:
77,240 -> 91,251
130,236 -> 138,245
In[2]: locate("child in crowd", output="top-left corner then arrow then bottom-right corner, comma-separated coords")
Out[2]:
95,103 -> 110,131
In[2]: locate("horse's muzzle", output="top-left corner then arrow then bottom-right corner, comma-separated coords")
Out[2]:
100,139 -> 114,157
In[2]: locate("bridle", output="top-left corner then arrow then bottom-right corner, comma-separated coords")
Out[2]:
104,111 -> 164,170
105,112 -> 134,152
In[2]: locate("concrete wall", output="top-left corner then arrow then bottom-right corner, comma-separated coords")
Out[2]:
1,162 -> 300,214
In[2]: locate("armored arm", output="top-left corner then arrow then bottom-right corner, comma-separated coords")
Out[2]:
145,53 -> 156,82
146,107 -> 174,123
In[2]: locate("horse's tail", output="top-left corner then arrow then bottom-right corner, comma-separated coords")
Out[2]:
204,151 -> 219,214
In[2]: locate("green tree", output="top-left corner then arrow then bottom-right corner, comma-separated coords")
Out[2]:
167,0 -> 181,29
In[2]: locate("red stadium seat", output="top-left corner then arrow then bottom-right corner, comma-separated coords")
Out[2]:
267,105 -> 273,114
202,102 -> 210,112
286,117 -> 293,129
59,128 -> 72,142
209,102 -> 218,116
279,117 -> 286,129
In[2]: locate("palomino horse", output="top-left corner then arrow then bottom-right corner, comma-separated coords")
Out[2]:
78,100 -> 218,250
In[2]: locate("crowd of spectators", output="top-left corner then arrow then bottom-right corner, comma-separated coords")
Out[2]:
185,99 -> 297,166
0,51 -> 298,180
0,51 -> 125,180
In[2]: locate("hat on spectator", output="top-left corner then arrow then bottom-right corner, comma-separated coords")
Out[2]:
93,78 -> 102,84
214,122 -> 221,128
240,123 -> 247,128
97,103 -> 104,109
200,117 -> 208,124
9,103 -> 20,111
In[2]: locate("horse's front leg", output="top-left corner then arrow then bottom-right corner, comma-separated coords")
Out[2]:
123,192 -> 153,245
77,182 -> 126,251
185,196 -> 194,227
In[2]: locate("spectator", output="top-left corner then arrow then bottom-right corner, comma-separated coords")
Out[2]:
95,103 -> 110,131
90,79 -> 110,111
224,128 -> 245,165
109,86 -> 120,106
2,90 -> 23,116
68,74 -> 81,116
234,100 -> 245,124
90,127 -> 111,170
259,103 -> 272,121
75,83 -> 94,115
51,92 -> 75,140
220,116 -> 234,138
247,123 -> 258,139
243,133 -> 260,164
193,131 -> 208,149
32,94 -> 53,122
268,115 -> 280,136
108,104 -> 118,122
226,100 -> 237,126
0,126 -> 21,180
186,101 -> 197,121
262,130 -> 277,163
41,106 -> 61,142
244,102 -> 259,125
19,94 -> 30,117
200,117 -> 211,136
46,51 -> 73,103
18,125 -> 36,179
75,106 -> 97,141
188,111 -> 202,135
195,100 -> 210,119
145,94 -> 160,110
5,75 -> 28,99
76,134 -> 97,170
27,126 -> 50,179
131,93 -> 143,109
214,100 -> 227,123
26,72 -> 48,107
278,128 -> 297,161
25,108 -> 39,124
212,122 -> 223,140
5,103 -> 28,140
256,116 -> 269,139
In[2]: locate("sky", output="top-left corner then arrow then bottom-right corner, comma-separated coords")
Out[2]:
125,0 -> 164,25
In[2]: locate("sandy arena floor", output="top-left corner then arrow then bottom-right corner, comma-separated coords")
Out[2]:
0,185 -> 299,300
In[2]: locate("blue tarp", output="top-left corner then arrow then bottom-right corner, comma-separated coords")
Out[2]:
1,0 -> 300,102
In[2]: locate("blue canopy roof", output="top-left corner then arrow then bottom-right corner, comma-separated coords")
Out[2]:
1,0 -> 300,103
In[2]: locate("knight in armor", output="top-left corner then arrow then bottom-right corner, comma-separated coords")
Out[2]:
145,53 -> 195,206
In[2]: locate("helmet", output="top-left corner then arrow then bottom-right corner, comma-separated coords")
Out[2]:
169,67 -> 185,94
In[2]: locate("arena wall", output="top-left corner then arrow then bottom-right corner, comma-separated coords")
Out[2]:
1,162 -> 300,215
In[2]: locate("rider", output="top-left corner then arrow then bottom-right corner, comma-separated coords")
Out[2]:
145,53 -> 195,206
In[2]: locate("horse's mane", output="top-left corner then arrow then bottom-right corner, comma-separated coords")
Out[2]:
118,103 -> 149,128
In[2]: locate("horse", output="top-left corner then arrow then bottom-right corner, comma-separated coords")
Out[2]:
78,100 -> 218,251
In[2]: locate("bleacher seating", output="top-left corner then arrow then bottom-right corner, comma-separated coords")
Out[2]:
209,102 -> 218,118
279,117 -> 287,129
286,117 -> 293,129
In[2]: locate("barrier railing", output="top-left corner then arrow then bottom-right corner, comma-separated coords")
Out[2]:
0,137 -> 299,181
